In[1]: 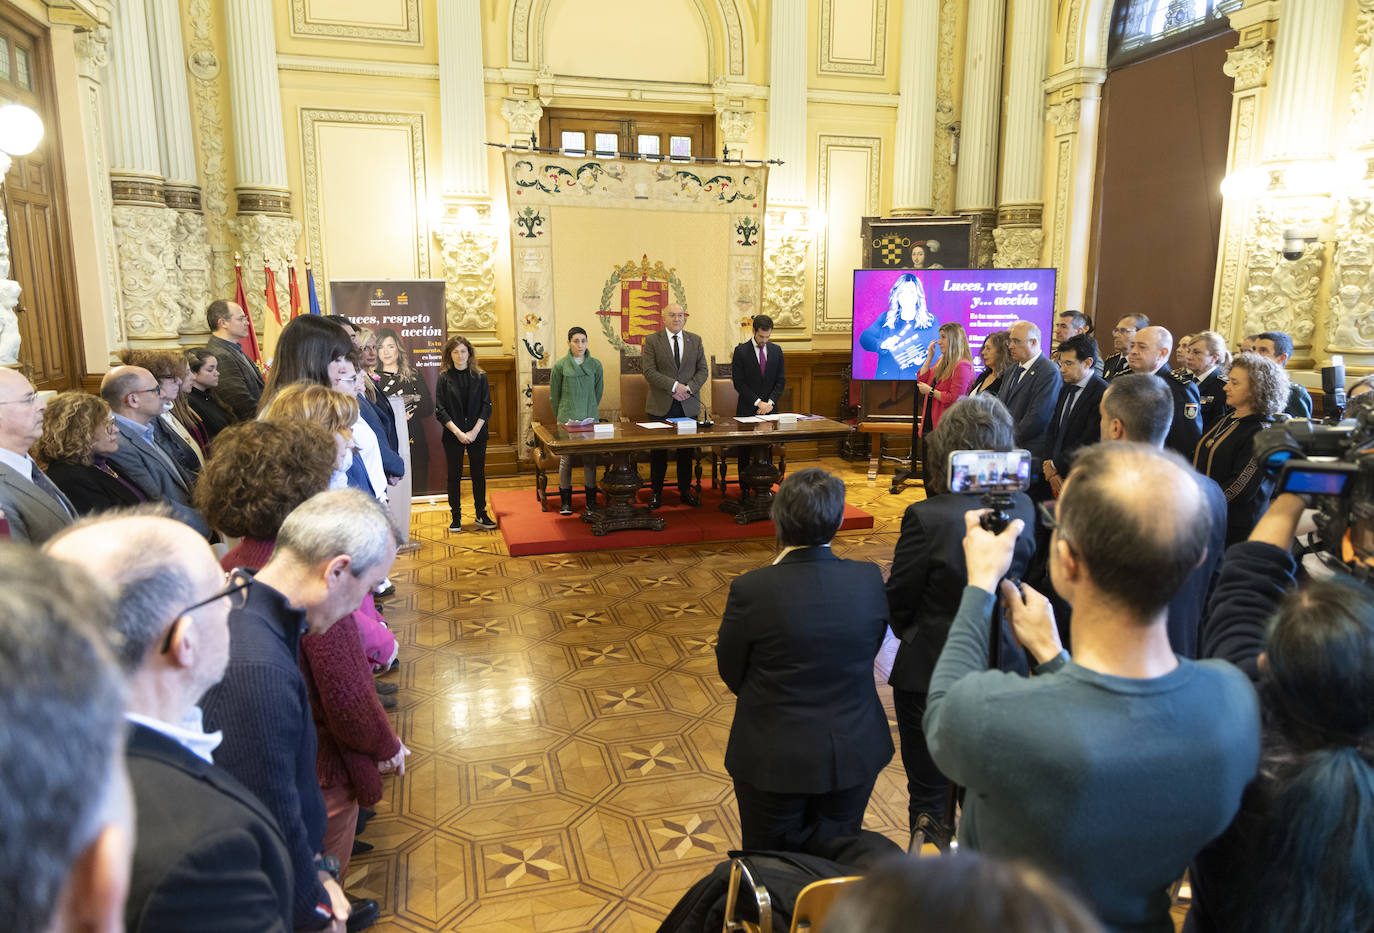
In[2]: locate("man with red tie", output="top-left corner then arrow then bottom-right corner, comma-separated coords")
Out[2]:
730,315 -> 786,495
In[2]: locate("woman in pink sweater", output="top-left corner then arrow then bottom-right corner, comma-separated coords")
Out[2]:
915,323 -> 975,487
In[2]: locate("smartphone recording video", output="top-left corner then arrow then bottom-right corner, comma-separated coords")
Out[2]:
948,449 -> 1032,495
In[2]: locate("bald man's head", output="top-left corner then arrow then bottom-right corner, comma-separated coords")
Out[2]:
0,368 -> 42,454
1057,443 -> 1211,617
101,366 -> 161,422
1126,325 -> 1172,374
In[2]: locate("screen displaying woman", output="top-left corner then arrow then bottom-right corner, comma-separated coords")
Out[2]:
859,273 -> 940,379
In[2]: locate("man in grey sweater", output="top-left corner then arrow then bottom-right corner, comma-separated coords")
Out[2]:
923,442 -> 1260,933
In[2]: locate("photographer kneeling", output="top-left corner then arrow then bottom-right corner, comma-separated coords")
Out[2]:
1190,492 -> 1374,933
924,442 -> 1260,933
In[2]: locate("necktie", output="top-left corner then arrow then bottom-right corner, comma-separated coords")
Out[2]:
758,344 -> 767,373
672,333 -> 681,370
1003,365 -> 1024,398
1059,384 -> 1081,429
30,466 -> 74,519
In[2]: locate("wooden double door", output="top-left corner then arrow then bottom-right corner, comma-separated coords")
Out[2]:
1,8 -> 82,390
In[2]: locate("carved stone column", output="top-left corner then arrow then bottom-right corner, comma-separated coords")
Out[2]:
1211,11 -> 1275,346
72,28 -> 124,353
146,0 -> 212,342
225,0 -> 296,330
107,0 -> 180,346
765,0 -> 807,209
892,0 -> 939,216
954,0 -> 1005,267
1041,72 -> 1105,312
435,0 -> 497,343
993,0 -> 1049,269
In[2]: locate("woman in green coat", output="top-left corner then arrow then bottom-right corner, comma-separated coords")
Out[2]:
549,326 -> 604,514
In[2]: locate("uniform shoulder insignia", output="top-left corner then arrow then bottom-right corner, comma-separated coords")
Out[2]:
1166,368 -> 1191,385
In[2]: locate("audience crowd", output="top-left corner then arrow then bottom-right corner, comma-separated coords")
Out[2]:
2,299 -> 1370,933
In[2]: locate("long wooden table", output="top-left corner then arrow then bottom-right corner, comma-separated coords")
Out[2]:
532,416 -> 854,535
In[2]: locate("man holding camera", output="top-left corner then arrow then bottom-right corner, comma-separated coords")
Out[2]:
923,442 -> 1259,933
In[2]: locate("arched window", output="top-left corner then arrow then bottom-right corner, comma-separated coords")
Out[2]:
1109,0 -> 1229,67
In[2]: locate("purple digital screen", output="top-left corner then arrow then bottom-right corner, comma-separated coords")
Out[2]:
850,268 -> 1058,381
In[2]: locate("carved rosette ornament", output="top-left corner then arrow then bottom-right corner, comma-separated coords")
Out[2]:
113,205 -> 183,340
1239,199 -> 1324,348
500,99 -> 543,144
229,214 -> 301,331
435,224 -> 499,333
762,227 -> 807,328
1327,197 -> 1374,352
1223,41 -> 1273,93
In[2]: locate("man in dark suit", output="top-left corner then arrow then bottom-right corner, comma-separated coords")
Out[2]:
205,299 -> 265,421
1101,312 -> 1148,381
100,366 -> 210,538
998,320 -> 1062,486
0,368 -> 75,543
1098,374 -> 1227,658
641,303 -> 708,508
1042,333 -> 1107,495
1126,326 -> 1204,460
46,513 -> 295,933
716,469 -> 892,851
730,313 -> 785,490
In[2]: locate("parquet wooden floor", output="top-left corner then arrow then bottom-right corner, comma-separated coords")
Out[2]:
350,458 -> 916,932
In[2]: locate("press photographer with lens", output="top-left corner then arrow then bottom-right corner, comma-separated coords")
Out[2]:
885,395 -> 1035,849
1191,491 -> 1374,933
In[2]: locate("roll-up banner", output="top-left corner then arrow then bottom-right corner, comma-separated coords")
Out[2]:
329,280 -> 446,497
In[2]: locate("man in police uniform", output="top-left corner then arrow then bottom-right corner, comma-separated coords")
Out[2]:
1102,313 -> 1149,382
1126,325 -> 1203,459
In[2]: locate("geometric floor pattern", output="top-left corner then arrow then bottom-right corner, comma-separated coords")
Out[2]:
350,457 -> 918,932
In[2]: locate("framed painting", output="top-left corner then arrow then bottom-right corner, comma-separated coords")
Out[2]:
860,215 -> 980,271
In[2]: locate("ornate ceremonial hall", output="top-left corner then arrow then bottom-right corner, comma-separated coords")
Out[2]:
0,0 -> 1369,931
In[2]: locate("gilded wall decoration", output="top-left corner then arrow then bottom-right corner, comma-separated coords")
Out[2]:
932,0 -> 957,214
1064,0 -> 1081,65
435,225 -> 500,334
814,135 -> 882,332
1327,197 -> 1374,352
187,0 -> 235,298
1222,40 -> 1272,93
762,226 -> 806,328
230,214 -> 302,331
1240,200 -> 1323,348
1351,1 -> 1374,141
1051,138 -> 1071,298
299,108 -> 430,291
818,0 -> 888,76
172,211 -> 213,336
992,226 -> 1044,269
288,0 -> 422,44
113,205 -> 182,340
1214,95 -> 1258,343
511,0 -> 533,63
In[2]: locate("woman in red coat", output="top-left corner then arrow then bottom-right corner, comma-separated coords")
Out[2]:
915,323 -> 975,487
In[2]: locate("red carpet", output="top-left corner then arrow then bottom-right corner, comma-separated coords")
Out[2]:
491,487 -> 875,556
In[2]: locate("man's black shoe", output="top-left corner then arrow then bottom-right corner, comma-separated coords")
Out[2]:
647,491 -> 662,510
680,489 -> 701,507
345,897 -> 379,931
351,839 -> 374,855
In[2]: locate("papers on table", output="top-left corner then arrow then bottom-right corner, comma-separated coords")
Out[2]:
733,416 -> 763,423
636,421 -> 672,429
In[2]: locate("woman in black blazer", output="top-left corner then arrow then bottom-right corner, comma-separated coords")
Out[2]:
185,348 -> 235,439
884,395 -> 1035,845
36,392 -> 144,516
434,335 -> 494,532
716,469 -> 893,852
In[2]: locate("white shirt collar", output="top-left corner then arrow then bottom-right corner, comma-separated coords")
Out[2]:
1019,351 -> 1041,371
126,706 -> 223,764
0,446 -> 32,480
1196,366 -> 1215,382
772,543 -> 831,565
1073,370 -> 1094,390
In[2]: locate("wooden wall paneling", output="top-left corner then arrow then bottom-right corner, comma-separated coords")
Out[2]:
484,355 -> 520,474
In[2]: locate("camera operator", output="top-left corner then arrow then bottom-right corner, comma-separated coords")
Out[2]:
923,442 -> 1260,933
1190,493 -> 1374,933
885,395 -> 1035,848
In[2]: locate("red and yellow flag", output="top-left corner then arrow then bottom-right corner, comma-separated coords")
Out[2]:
233,253 -> 264,371
288,261 -> 302,320
264,260 -> 282,327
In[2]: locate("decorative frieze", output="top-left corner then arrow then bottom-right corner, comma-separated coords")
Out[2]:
993,205 -> 1044,270
113,204 -> 182,341
230,213 -> 301,331
1328,196 -> 1374,352
1239,199 -> 1326,349
172,211 -> 213,338
435,224 -> 499,334
762,225 -> 807,328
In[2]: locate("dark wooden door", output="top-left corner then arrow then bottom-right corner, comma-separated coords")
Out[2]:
0,10 -> 82,390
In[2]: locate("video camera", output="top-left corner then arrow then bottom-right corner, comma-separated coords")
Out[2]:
948,449 -> 1031,534
1255,392 -> 1374,577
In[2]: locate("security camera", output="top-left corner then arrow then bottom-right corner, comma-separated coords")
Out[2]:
1281,226 -> 1317,261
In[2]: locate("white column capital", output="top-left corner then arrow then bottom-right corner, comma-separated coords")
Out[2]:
500,98 -> 543,145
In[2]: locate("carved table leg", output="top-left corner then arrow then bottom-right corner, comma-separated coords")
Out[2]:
720,445 -> 779,524
582,450 -> 666,535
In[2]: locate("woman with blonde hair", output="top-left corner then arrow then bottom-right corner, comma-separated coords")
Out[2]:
1187,331 -> 1233,430
915,322 -> 975,435
859,273 -> 940,379
258,383 -> 360,490
36,391 -> 144,515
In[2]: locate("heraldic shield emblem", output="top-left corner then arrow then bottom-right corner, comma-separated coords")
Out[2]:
597,254 -> 688,353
